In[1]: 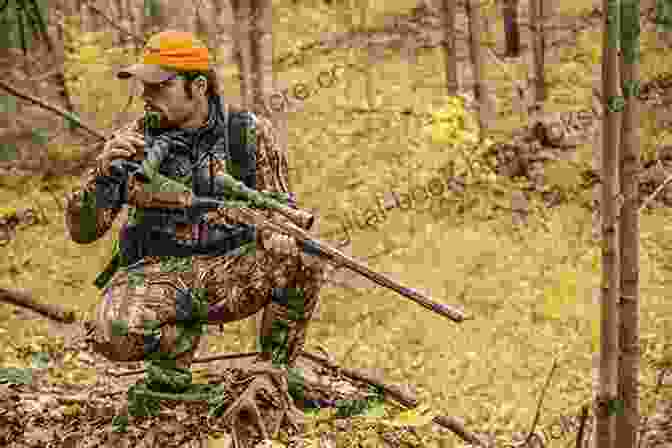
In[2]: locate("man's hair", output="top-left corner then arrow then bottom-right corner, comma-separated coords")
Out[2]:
180,69 -> 219,100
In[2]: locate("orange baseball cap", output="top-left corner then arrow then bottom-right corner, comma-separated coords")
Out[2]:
118,30 -> 210,83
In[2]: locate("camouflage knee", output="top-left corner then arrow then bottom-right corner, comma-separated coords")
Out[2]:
91,262 -> 207,366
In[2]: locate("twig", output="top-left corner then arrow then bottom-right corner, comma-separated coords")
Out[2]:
521,358 -> 559,448
639,171 -> 672,213
575,405 -> 589,448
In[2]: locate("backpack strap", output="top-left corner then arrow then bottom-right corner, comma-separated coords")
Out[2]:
225,105 -> 257,190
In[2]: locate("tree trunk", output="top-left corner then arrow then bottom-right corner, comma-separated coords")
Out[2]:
502,0 -> 521,57
529,0 -> 547,105
465,0 -> 487,139
596,1 -> 621,448
441,0 -> 459,95
211,0 -> 236,71
231,0 -> 255,110
617,1 -> 641,447
250,0 -> 274,118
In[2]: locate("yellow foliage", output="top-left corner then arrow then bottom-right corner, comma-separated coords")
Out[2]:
381,403 -> 437,428
0,206 -> 18,218
423,96 -> 496,184
541,269 -> 579,321
77,45 -> 103,64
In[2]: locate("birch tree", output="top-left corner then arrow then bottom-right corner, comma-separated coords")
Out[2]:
596,0 -> 622,447
617,1 -> 641,447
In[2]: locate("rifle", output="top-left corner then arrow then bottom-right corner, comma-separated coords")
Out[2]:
112,160 -> 470,323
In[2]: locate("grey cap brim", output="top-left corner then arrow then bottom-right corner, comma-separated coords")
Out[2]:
117,64 -> 177,83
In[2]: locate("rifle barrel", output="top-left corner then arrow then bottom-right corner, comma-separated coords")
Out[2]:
216,206 -> 470,323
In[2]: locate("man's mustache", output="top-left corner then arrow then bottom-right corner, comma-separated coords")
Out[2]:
144,103 -> 162,113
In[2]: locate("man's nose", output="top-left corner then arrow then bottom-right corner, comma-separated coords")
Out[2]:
140,84 -> 156,100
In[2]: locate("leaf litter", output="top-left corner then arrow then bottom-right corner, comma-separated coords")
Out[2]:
0,318 -> 449,448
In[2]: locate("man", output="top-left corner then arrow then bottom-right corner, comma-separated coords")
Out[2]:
64,31 -> 326,396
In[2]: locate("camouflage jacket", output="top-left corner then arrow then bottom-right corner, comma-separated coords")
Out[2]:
65,95 -> 297,287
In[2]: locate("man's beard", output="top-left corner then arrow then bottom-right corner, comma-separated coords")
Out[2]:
144,110 -> 179,130
144,110 -> 163,129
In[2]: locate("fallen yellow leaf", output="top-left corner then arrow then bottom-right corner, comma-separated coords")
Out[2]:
381,405 -> 436,428
207,434 -> 233,448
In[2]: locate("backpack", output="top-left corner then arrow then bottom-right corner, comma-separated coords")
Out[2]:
198,102 -> 257,191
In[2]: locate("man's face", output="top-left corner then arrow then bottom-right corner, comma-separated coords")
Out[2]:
140,76 -> 199,129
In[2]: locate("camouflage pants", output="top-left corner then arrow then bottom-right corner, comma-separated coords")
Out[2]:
88,241 -> 326,373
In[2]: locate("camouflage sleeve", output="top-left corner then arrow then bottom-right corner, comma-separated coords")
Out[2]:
209,112 -> 301,256
254,113 -> 291,195
64,166 -> 123,244
252,114 -> 301,254
63,119 -> 142,244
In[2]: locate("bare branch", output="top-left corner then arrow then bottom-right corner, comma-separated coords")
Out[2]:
0,78 -> 106,141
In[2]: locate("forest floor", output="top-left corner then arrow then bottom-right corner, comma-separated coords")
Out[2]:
3,0 -> 672,447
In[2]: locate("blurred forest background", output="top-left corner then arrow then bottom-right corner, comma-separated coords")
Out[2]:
3,0 -> 672,446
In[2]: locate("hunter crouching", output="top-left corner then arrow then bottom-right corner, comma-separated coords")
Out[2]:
64,31 -> 326,394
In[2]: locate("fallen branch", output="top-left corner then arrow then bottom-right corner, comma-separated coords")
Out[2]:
299,351 -> 487,447
299,350 -> 417,408
0,288 -> 76,323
